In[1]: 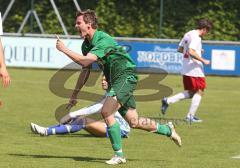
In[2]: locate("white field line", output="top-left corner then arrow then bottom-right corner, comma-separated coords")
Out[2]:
231,155 -> 240,159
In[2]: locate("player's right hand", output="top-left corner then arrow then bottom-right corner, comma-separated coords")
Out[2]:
0,67 -> 11,87
55,34 -> 66,52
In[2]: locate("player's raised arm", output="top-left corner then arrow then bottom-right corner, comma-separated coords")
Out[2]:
55,35 -> 97,67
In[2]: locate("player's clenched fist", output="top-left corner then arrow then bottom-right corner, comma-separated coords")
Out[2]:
55,35 -> 66,52
203,59 -> 210,65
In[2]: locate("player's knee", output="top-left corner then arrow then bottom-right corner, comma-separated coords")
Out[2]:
197,90 -> 204,96
101,110 -> 109,118
129,123 -> 138,129
128,118 -> 139,129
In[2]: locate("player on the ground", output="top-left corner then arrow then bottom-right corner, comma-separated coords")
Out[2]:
56,9 -> 181,165
31,112 -> 129,138
30,76 -> 130,138
161,19 -> 213,123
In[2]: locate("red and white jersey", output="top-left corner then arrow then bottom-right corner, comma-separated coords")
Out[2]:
0,12 -> 3,35
179,30 -> 204,77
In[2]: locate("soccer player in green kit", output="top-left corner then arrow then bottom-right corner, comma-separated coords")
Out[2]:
56,9 -> 181,165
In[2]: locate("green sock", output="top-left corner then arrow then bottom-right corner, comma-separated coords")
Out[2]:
155,123 -> 171,137
107,122 -> 123,157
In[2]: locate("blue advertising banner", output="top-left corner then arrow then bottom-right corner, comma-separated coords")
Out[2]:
203,44 -> 240,76
118,41 -> 240,76
118,41 -> 182,73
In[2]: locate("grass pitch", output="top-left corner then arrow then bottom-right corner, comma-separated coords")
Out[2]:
0,68 -> 240,168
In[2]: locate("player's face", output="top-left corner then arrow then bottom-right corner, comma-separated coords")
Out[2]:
101,76 -> 108,90
201,28 -> 209,36
75,16 -> 91,39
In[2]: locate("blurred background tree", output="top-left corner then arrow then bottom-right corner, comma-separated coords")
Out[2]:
0,0 -> 239,41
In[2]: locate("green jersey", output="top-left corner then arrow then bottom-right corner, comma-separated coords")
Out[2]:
81,30 -> 136,84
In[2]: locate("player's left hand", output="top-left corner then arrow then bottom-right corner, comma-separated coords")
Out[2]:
203,59 -> 210,65
56,35 -> 66,52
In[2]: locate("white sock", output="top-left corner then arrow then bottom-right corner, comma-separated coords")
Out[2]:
167,91 -> 190,104
52,128 -> 56,135
187,93 -> 202,118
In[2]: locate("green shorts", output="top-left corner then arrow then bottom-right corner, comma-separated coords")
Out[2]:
107,74 -> 138,117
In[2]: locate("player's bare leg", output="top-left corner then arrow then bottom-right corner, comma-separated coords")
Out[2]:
124,108 -> 182,147
84,118 -> 107,137
124,108 -> 157,131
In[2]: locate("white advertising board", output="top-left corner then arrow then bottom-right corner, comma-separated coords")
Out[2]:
2,36 -> 84,69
